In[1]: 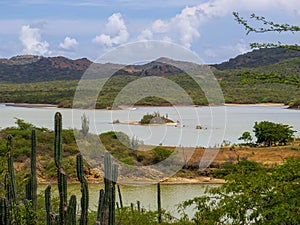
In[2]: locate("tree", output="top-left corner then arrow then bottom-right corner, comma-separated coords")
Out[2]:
253,121 -> 295,146
180,158 -> 300,224
238,131 -> 253,145
233,12 -> 300,50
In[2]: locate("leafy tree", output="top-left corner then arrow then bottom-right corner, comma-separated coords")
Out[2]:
180,158 -> 300,224
253,121 -> 295,146
14,118 -> 35,130
238,131 -> 253,145
233,12 -> 300,50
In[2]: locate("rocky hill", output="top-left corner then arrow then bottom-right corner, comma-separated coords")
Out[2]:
0,55 -> 92,83
1,48 -> 300,83
213,47 -> 300,70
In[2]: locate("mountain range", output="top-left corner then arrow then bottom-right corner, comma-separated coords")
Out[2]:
1,47 -> 300,83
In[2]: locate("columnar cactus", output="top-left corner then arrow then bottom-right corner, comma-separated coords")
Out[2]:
98,152 -> 118,225
66,195 -> 77,225
45,185 -> 52,225
95,189 -> 104,224
54,112 -> 68,225
76,154 -> 89,225
157,182 -> 162,223
0,198 -> 8,225
26,129 -> 37,210
117,185 -> 123,209
7,135 -> 17,203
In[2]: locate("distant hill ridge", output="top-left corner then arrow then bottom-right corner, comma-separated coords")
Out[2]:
213,48 -> 300,70
1,47 -> 300,83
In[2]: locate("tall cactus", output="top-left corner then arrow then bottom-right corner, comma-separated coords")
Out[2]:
0,198 -> 8,225
54,112 -> 68,225
95,189 -> 105,224
26,129 -> 37,210
7,135 -> 17,203
98,152 -> 118,225
45,185 -> 53,225
66,195 -> 77,225
76,154 -> 89,225
157,182 -> 162,224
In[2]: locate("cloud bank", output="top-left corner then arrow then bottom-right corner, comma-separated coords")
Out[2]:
93,13 -> 129,47
19,24 -> 51,55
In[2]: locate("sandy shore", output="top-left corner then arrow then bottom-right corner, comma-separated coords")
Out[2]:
224,103 -> 285,107
2,102 -> 287,109
4,103 -> 58,108
38,176 -> 226,185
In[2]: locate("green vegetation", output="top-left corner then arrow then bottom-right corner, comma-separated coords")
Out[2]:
0,53 -> 300,108
253,121 -> 295,146
140,112 -> 174,125
0,115 -> 299,224
238,121 -> 296,146
181,158 -> 300,224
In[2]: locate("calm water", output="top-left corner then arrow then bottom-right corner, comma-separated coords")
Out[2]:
2,104 -> 300,218
0,104 -> 299,147
38,183 -> 217,218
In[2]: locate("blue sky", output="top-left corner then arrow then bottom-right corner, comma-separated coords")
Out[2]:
0,0 -> 300,63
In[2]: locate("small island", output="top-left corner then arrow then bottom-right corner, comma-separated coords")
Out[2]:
113,111 -> 178,126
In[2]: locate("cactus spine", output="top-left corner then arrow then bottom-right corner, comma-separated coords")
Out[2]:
26,129 -> 37,210
54,112 -> 68,225
76,154 -> 89,225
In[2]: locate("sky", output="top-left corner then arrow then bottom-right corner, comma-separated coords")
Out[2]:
0,0 -> 300,64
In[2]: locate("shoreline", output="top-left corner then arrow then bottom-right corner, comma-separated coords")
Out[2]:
1,102 -> 287,109
37,176 -> 226,185
4,103 -> 58,108
224,103 -> 285,107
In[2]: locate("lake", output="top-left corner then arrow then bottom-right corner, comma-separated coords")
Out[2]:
1,104 -> 299,147
2,104 -> 300,218
38,183 -> 219,219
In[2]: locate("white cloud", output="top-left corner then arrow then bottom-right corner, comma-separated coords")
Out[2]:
59,36 -> 78,50
19,24 -> 50,55
93,13 -> 129,47
204,41 -> 250,62
137,0 -> 300,50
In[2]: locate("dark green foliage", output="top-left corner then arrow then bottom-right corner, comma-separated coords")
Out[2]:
14,118 -> 36,131
253,121 -> 296,146
152,148 -> 173,163
238,131 -> 253,145
289,98 -> 300,109
180,158 -> 300,224
76,154 -> 89,225
140,112 -> 173,125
